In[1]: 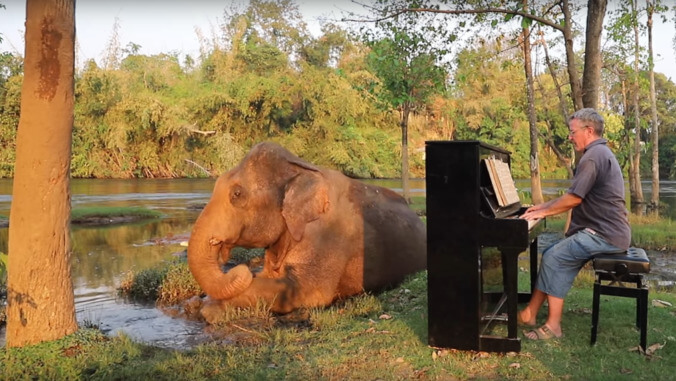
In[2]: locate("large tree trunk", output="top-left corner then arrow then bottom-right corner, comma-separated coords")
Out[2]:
581,0 -> 607,109
647,0 -> 660,209
7,0 -> 78,347
521,3 -> 543,204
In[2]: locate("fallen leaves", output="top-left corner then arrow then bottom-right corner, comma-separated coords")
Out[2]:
651,299 -> 673,308
628,341 -> 666,357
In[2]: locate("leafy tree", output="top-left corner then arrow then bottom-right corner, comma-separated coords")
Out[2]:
7,0 -> 78,347
449,44 -> 532,177
360,7 -> 447,201
521,0 -> 544,204
0,52 -> 23,176
645,0 -> 670,209
605,0 -> 649,206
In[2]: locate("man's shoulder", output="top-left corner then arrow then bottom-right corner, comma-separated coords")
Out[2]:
584,139 -> 613,158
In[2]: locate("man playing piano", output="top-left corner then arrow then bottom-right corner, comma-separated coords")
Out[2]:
518,108 -> 631,340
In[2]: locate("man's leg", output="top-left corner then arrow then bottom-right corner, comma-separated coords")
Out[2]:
543,295 -> 564,337
519,288 -> 546,326
524,294 -> 564,339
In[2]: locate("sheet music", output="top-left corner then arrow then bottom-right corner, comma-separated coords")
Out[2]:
484,158 -> 521,206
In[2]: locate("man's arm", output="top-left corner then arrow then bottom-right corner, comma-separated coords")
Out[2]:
521,193 -> 582,221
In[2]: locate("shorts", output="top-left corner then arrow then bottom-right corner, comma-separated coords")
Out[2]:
536,229 -> 623,299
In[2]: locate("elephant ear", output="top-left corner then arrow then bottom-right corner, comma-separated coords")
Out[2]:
282,171 -> 329,241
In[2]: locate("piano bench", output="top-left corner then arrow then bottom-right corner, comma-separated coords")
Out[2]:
590,247 -> 650,351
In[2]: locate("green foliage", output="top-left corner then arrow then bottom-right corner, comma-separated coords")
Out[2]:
0,251 -> 6,326
0,251 -> 6,281
118,264 -> 169,301
157,260 -> 203,305
70,207 -> 162,225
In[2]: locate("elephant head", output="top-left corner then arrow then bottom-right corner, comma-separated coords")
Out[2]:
187,142 -> 329,300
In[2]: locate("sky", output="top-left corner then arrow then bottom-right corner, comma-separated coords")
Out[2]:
1,0 -> 675,81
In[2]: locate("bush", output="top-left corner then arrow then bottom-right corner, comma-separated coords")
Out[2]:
1,252 -> 7,327
118,265 -> 169,301
157,261 -> 202,305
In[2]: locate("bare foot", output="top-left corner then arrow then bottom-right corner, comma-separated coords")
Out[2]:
518,309 -> 537,327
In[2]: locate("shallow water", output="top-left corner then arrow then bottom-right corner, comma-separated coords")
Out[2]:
0,178 -> 675,348
0,178 -> 216,348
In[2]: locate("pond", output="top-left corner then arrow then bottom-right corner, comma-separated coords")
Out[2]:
0,177 -> 675,348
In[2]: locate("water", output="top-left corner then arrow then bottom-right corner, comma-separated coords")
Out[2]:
0,178 -> 216,348
0,177 -> 675,348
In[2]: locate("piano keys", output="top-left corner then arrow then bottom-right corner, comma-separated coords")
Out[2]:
425,140 -> 545,353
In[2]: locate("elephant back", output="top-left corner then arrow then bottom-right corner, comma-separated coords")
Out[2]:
349,180 -> 427,291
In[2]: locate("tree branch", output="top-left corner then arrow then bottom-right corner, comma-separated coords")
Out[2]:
342,7 -> 564,33
183,123 -> 216,136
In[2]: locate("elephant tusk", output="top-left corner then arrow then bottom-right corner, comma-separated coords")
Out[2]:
209,238 -> 222,246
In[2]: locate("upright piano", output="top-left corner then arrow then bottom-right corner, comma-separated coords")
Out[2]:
425,140 -> 545,352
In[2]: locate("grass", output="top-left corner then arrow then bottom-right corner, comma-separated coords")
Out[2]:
70,206 -> 162,225
2,270 -> 675,380
1,207 -> 162,227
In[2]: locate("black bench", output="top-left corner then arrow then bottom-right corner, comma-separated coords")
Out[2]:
591,247 -> 650,351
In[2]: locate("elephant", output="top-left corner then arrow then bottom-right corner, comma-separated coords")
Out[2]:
187,142 -> 426,322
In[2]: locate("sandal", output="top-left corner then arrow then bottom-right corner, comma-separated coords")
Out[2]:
523,325 -> 562,340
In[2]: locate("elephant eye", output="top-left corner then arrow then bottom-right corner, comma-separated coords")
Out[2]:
230,185 -> 245,205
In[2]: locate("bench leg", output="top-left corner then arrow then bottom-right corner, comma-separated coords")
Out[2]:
638,287 -> 648,351
591,281 -> 601,345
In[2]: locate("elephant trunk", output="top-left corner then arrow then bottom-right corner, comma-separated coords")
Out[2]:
187,226 -> 253,300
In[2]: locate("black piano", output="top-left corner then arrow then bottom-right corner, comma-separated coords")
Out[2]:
425,140 -> 545,352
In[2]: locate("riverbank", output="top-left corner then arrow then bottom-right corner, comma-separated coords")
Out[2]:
0,207 -> 162,229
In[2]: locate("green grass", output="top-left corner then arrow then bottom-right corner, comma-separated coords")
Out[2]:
1,207 -> 162,227
2,271 -> 675,380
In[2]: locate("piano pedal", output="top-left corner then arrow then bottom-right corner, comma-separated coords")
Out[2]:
481,313 -> 509,322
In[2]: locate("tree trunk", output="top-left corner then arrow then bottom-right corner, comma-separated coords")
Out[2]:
560,0 -> 584,110
630,0 -> 644,206
537,25 -> 569,121
621,78 -> 638,200
521,4 -> 543,204
647,0 -> 660,209
6,0 -> 78,347
581,0 -> 608,108
401,102 -> 411,203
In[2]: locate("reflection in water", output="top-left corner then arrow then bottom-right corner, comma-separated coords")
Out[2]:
0,178 -> 214,348
1,178 -> 676,348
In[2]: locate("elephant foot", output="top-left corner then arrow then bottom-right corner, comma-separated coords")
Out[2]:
199,297 -> 229,325
182,295 -> 204,319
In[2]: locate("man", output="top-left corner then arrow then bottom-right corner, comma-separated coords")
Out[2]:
519,108 -> 631,340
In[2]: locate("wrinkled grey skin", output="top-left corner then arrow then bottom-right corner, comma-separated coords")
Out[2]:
188,142 -> 426,322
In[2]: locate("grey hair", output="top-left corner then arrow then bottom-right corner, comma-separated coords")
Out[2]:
569,108 -> 604,136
